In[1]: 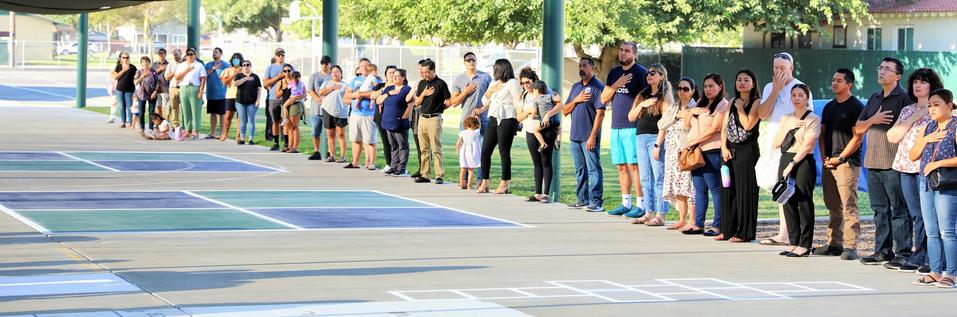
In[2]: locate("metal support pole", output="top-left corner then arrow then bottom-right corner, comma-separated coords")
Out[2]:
542,0 -> 564,200
76,13 -> 88,108
322,0 -> 338,64
187,0 -> 201,50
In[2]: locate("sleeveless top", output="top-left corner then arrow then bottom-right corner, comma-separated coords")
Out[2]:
920,116 -> 957,172
726,97 -> 760,144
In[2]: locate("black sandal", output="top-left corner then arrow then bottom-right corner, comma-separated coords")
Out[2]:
525,195 -> 541,202
914,275 -> 940,286
938,276 -> 955,288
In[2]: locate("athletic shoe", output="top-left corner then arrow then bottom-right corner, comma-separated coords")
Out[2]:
247,141 -> 255,145
414,176 -> 431,183
585,204 -> 604,212
918,266 -> 931,275
884,257 -> 906,270
860,253 -> 893,265
606,205 -> 630,216
270,144 -> 280,151
392,170 -> 409,177
367,164 -> 376,171
841,249 -> 858,261
308,152 -> 322,160
812,245 -> 843,256
623,207 -> 646,219
434,178 -> 444,184
566,202 -> 587,209
411,172 -> 422,178
382,165 -> 393,174
897,262 -> 919,273
238,140 -> 245,145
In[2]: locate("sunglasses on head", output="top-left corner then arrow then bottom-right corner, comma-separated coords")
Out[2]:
677,87 -> 692,92
773,53 -> 791,61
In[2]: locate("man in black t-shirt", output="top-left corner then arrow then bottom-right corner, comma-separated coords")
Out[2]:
412,58 -> 452,184
817,68 -> 864,260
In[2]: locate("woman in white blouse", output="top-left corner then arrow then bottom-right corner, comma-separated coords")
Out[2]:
473,59 -> 523,194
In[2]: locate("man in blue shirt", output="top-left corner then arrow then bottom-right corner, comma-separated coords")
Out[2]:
563,56 -> 605,212
204,47 -> 229,139
600,41 -> 649,216
344,58 -> 380,169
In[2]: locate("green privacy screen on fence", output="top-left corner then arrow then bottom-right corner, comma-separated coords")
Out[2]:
681,46 -> 957,100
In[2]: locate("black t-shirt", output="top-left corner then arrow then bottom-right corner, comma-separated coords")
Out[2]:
635,111 -> 661,135
235,73 -> 262,105
415,77 -> 451,115
822,96 -> 865,166
605,64 -> 649,129
114,64 -> 137,93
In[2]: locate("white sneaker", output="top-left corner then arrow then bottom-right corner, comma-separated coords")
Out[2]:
366,164 -> 376,171
106,118 -> 115,123
382,165 -> 393,174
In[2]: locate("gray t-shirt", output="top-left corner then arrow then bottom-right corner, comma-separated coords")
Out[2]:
319,80 -> 348,118
452,71 -> 492,128
308,71 -> 331,116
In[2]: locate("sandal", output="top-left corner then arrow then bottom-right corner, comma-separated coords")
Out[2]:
633,213 -> 652,224
914,275 -> 940,286
729,237 -> 750,243
645,217 -> 664,227
713,234 -> 728,241
938,276 -> 955,288
760,238 -> 788,246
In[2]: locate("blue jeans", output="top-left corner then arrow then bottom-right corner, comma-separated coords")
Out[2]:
569,140 -> 603,207
116,91 -> 133,124
900,172 -> 927,266
236,103 -> 257,140
867,168 -> 913,258
636,133 -> 668,213
691,150 -> 722,228
918,176 -> 957,276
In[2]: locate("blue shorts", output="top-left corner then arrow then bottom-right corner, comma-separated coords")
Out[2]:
610,128 -> 638,165
310,115 -> 323,138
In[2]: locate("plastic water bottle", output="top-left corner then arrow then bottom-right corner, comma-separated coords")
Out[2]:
721,165 -> 731,188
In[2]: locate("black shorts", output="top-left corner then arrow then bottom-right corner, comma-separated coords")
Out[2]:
206,99 -> 226,114
322,109 -> 348,129
224,99 -> 237,112
268,99 -> 283,123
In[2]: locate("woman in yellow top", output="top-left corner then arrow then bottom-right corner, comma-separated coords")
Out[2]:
220,52 -> 244,143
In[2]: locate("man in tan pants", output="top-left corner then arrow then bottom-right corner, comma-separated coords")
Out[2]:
165,49 -> 183,127
817,68 -> 864,260
412,58 -> 451,184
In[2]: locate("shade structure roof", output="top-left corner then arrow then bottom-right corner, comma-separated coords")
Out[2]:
0,1 -> 155,14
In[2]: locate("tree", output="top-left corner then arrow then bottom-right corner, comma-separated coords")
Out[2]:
734,0 -> 871,38
204,0 -> 287,41
110,0 -> 186,54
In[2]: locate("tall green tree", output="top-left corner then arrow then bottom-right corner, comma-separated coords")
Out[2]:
204,0 -> 287,41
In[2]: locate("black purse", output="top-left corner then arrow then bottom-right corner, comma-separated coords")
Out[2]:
780,110 -> 811,154
928,125 -> 957,190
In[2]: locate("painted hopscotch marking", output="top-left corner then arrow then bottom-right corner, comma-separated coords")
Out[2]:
389,278 -> 874,304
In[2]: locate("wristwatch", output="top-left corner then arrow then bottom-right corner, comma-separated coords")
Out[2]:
837,156 -> 847,164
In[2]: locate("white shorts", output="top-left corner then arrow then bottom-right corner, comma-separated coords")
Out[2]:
348,114 -> 377,144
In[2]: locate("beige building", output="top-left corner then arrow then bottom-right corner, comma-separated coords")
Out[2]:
743,0 -> 957,52
1,11 -> 70,61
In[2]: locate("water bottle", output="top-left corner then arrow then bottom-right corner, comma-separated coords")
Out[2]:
721,165 -> 732,188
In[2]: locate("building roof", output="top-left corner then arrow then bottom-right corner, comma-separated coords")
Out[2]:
867,0 -> 957,14
0,1 -> 152,14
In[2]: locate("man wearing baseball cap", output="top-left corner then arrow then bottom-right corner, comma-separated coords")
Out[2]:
307,55 -> 334,160
263,48 -> 294,150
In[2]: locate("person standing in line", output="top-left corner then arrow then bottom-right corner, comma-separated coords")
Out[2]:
756,53 -> 809,246
853,57 -> 914,266
173,47 -> 207,139
164,49 -> 183,128
344,59 -> 380,170
773,84 -> 822,258
319,65 -> 350,163
111,51 -> 136,128
682,73 -> 729,236
520,78 -> 562,203
264,48 -> 292,149
717,69 -> 762,242
563,57 -> 606,212
472,60 -> 523,192
151,48 -> 170,119
885,67 -> 943,273
204,48 -> 229,139
377,68 -> 414,177
134,56 -> 160,133
307,56 -> 333,160
453,52 -> 493,181
375,65 -> 398,172
233,60 -> 261,144
660,77 -> 698,231
219,52 -> 244,143
627,63 -> 674,226
909,88 -> 957,289
600,41 -> 649,217
282,71 -> 307,153
817,68 -> 865,261
412,58 -> 452,184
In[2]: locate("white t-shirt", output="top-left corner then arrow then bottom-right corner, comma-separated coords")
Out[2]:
167,59 -> 180,88
175,61 -> 207,86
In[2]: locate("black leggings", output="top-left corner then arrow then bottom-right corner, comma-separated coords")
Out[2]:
526,125 -> 558,195
481,117 -> 518,181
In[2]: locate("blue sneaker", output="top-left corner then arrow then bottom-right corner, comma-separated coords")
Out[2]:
623,207 -> 646,218
607,205 -> 629,216
585,204 -> 605,212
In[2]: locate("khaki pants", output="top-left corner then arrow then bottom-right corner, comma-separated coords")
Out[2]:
822,163 -> 861,249
167,87 -> 181,127
417,116 -> 444,179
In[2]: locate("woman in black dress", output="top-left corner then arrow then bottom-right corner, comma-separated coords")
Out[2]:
719,69 -> 762,242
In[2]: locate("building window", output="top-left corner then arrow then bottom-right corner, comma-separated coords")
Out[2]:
771,32 -> 786,48
833,25 -> 847,48
867,28 -> 882,50
798,32 -> 815,49
898,27 -> 914,51
172,34 -> 186,44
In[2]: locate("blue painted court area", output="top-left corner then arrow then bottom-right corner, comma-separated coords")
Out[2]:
0,190 -> 522,233
0,151 -> 280,172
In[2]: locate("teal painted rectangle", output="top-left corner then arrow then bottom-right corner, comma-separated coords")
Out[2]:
66,152 -> 230,162
0,160 -> 107,171
17,208 -> 290,232
195,191 -> 428,208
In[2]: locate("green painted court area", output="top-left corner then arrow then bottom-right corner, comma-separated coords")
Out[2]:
16,208 -> 288,232
0,160 -> 109,171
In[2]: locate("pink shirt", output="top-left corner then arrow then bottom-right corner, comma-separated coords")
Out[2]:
892,104 -> 932,173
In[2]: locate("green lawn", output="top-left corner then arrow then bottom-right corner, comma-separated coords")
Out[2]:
84,105 -> 873,220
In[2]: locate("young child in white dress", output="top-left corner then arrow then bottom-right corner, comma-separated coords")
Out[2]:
456,116 -> 482,190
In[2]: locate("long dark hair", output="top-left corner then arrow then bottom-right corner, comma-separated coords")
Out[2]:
930,88 -> 955,109
395,69 -> 409,85
519,67 -> 540,99
698,73 -> 726,114
733,69 -> 761,111
791,83 -> 812,110
907,67 -> 944,103
637,63 -> 669,117
493,59 -> 516,82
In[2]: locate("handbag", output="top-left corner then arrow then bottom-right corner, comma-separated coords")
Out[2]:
927,123 -> 957,190
678,115 -> 706,171
779,110 -> 812,154
771,177 -> 796,204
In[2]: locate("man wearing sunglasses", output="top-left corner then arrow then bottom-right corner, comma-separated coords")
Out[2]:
173,47 -> 207,139
151,48 -> 170,119
307,55 -> 334,160
451,52 -> 493,180
263,48 -> 294,145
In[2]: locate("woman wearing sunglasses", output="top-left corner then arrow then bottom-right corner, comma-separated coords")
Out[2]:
233,60 -> 262,144
173,47 -> 207,139
111,51 -> 137,128
661,77 -> 698,231
627,64 -> 674,226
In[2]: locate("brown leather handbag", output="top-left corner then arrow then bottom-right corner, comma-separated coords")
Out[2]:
678,116 -> 705,171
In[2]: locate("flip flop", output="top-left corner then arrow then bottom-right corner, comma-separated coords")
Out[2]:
760,238 -> 787,246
